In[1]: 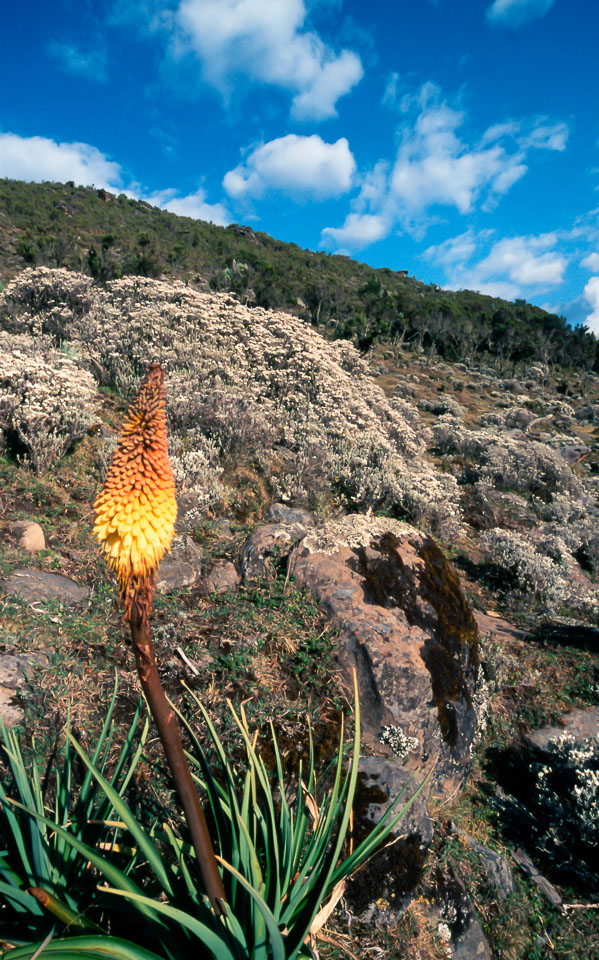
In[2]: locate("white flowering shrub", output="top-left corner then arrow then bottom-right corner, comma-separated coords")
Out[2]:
169,431 -> 228,511
0,267 -> 94,339
518,731 -> 599,889
432,410 -> 579,493
379,725 -> 419,761
418,395 -> 466,418
481,437 -> 580,497
0,332 -> 97,474
430,416 -> 487,458
547,398 -> 576,422
0,269 -> 462,534
503,406 -> 537,429
481,528 -> 572,612
270,440 -> 333,507
533,734 -> 599,852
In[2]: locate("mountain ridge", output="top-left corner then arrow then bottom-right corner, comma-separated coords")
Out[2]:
1,177 -> 596,371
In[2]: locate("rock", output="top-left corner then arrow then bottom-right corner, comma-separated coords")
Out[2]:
458,832 -> 514,898
11,520 -> 45,553
524,705 -> 599,751
0,687 -> 23,728
0,651 -> 51,689
156,535 -> 202,592
201,561 -> 240,595
558,443 -> 590,464
431,867 -> 493,960
511,848 -> 563,911
240,515 -> 314,581
0,569 -> 90,606
226,223 -> 258,243
358,755 -> 433,841
212,519 -> 234,539
265,503 -> 315,527
289,515 -> 481,789
474,610 -> 524,646
452,916 -> 493,959
347,756 -> 434,919
0,651 -> 51,729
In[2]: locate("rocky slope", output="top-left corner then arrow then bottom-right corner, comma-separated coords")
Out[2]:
1,268 -> 598,959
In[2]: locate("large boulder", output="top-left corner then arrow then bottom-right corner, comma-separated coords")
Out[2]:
0,569 -> 90,606
200,560 -> 240,595
286,514 -> 482,919
156,535 -> 202,593
240,504 -> 315,581
289,515 -> 481,790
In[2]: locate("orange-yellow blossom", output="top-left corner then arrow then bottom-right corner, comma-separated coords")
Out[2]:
93,363 -> 177,615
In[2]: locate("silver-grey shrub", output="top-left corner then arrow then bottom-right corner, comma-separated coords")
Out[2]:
481,527 -> 572,612
533,733 -> 599,853
0,331 -> 97,474
1,269 -> 460,533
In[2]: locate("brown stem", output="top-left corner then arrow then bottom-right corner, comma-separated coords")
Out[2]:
128,603 -> 227,912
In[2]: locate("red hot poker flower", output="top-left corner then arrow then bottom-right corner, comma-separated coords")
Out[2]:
93,363 -> 177,617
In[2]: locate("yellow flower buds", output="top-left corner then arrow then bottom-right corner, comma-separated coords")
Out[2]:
93,363 -> 177,616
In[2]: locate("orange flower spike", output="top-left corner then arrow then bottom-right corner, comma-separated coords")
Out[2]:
93,363 -> 177,615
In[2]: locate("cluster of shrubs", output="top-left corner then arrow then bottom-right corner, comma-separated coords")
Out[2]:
0,268 -> 460,536
0,330 -> 97,473
533,733 -> 599,856
429,396 -> 599,616
2,266 -> 598,619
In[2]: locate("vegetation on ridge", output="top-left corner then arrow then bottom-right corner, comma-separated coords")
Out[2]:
1,177 -> 596,371
1,187 -> 599,958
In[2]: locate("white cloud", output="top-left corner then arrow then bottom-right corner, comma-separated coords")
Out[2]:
381,72 -> 400,108
584,276 -> 599,334
425,230 -> 566,299
321,213 -> 389,250
481,117 -> 569,153
0,132 -> 123,189
321,85 -> 533,250
487,0 -> 556,28
475,234 -> 565,286
520,121 -> 568,151
223,134 -> 356,200
170,0 -> 363,120
321,83 -> 569,253
581,252 -> 599,271
424,229 -> 482,269
474,279 -> 522,299
480,121 -> 521,144
389,101 -> 532,216
145,187 -> 231,224
290,52 -> 363,121
47,40 -> 108,82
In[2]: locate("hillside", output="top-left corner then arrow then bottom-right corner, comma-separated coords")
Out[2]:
1,177 -> 596,370
1,268 -> 598,958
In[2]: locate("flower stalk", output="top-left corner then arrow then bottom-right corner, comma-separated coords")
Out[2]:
93,362 -> 226,911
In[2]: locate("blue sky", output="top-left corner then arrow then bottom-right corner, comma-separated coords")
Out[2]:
2,0 -> 599,331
